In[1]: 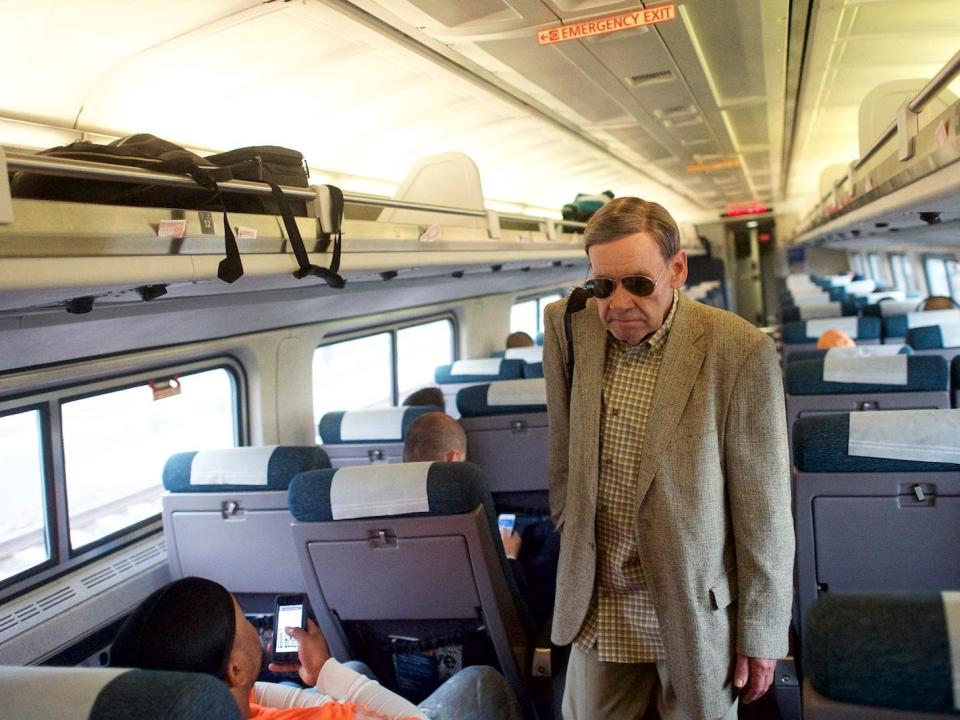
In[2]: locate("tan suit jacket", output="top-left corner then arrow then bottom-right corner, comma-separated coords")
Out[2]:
543,293 -> 794,720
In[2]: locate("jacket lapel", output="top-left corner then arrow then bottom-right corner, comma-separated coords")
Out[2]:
572,298 -> 606,508
634,294 -> 706,510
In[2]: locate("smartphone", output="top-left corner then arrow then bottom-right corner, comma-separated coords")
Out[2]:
497,513 -> 516,534
273,594 -> 307,663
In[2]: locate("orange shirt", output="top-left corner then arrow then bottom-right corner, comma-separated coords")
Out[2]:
249,695 -> 356,720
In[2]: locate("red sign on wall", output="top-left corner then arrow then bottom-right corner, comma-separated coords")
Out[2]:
537,4 -> 676,46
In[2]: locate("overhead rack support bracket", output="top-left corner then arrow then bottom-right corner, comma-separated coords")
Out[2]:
486,209 -> 501,240
0,147 -> 14,225
897,98 -> 920,162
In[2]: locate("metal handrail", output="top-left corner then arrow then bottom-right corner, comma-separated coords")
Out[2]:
798,47 -> 960,237
4,151 -> 579,226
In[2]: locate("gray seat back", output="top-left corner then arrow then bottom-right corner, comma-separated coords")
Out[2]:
318,406 -> 435,467
792,413 -> 960,635
161,446 -> 329,595
457,380 -> 549,507
287,461 -> 532,713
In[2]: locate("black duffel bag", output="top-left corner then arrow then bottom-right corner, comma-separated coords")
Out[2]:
11,135 -> 343,287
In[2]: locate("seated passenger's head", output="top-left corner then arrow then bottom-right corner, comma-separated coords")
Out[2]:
506,331 -> 535,349
403,411 -> 467,463
402,386 -> 445,410
920,295 -> 957,311
816,328 -> 856,350
110,577 -> 261,711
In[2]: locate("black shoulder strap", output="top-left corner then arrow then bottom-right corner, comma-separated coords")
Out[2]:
563,287 -> 590,396
270,182 -> 345,289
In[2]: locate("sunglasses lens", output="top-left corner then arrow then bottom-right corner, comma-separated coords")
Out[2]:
622,276 -> 656,297
586,278 -> 615,298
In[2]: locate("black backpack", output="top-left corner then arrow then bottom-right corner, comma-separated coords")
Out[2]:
10,134 -> 343,287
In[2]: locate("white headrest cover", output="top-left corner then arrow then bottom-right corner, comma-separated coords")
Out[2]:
804,316 -> 859,340
849,409 -> 960,463
488,378 -> 547,406
451,358 -> 503,376
504,346 -> 543,362
907,309 -> 960,329
798,302 -> 841,321
939,324 -> 960,348
330,462 -> 431,519
340,407 -> 407,441
879,300 -> 917,317
191,446 -> 278,486
825,345 -> 905,358
823,354 -> 907,385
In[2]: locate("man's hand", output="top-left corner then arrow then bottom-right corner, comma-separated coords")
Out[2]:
267,618 -> 331,687
500,527 -> 523,560
734,655 -> 776,704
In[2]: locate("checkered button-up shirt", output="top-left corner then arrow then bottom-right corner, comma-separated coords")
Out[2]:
574,290 -> 679,662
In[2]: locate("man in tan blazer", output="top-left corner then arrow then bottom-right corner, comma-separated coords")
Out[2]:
543,197 -> 793,720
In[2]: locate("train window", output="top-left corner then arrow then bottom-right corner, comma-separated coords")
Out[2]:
889,254 -> 914,291
397,319 -> 454,401
924,256 -> 952,297
867,253 -> 892,287
511,293 -> 561,339
313,333 -> 394,431
946,260 -> 960,302
61,368 -> 238,551
849,253 -> 866,276
0,409 -> 48,583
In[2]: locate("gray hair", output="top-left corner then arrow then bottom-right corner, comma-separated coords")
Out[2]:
583,197 -> 680,261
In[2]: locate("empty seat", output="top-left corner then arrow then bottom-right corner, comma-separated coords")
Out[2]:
491,346 -> 543,363
780,301 -> 857,322
882,308 -> 960,343
781,316 -> 880,352
287,461 -> 533,714
162,445 -> 330,595
784,355 -> 949,455
861,299 -> 918,318
905,323 -> 960,366
457,379 -> 548,498
802,594 -> 960,719
434,358 -> 524,417
318,406 -> 436,467
0,665 -> 240,720
792,412 -> 960,635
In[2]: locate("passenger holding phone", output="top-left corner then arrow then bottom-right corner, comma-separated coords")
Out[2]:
110,577 -> 522,720
543,197 -> 793,720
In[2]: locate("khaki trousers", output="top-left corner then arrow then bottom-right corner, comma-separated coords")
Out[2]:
562,645 -> 739,720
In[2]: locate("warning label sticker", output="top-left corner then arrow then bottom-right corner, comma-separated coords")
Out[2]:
537,4 -> 675,46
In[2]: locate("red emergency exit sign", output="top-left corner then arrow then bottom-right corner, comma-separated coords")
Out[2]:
537,4 -> 676,46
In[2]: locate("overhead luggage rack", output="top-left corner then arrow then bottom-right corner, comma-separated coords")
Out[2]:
0,150 -> 589,312
792,48 -> 960,246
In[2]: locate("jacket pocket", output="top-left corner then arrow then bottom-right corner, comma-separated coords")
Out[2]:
709,567 -> 738,610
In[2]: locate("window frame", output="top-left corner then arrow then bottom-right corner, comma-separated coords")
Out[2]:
923,254 -> 953,297
511,290 -> 565,338
0,356 -> 247,601
867,252 -> 891,287
315,313 -> 458,410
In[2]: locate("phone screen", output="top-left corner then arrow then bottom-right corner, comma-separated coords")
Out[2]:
274,602 -> 304,654
497,513 -> 516,534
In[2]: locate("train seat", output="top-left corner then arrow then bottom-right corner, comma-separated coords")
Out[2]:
802,594 -> 960,719
0,665 -> 241,720
905,323 -> 960,364
791,411 -> 960,635
457,379 -> 548,501
161,446 -> 330,596
287,461 -> 533,713
434,358 -> 525,417
882,308 -> 960,344
780,300 -> 857,322
522,361 -> 543,378
318,406 -> 436,467
784,354 -> 950,458
781,316 -> 881,352
954,356 -> 960,407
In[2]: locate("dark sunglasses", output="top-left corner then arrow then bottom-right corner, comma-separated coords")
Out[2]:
585,263 -> 668,299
